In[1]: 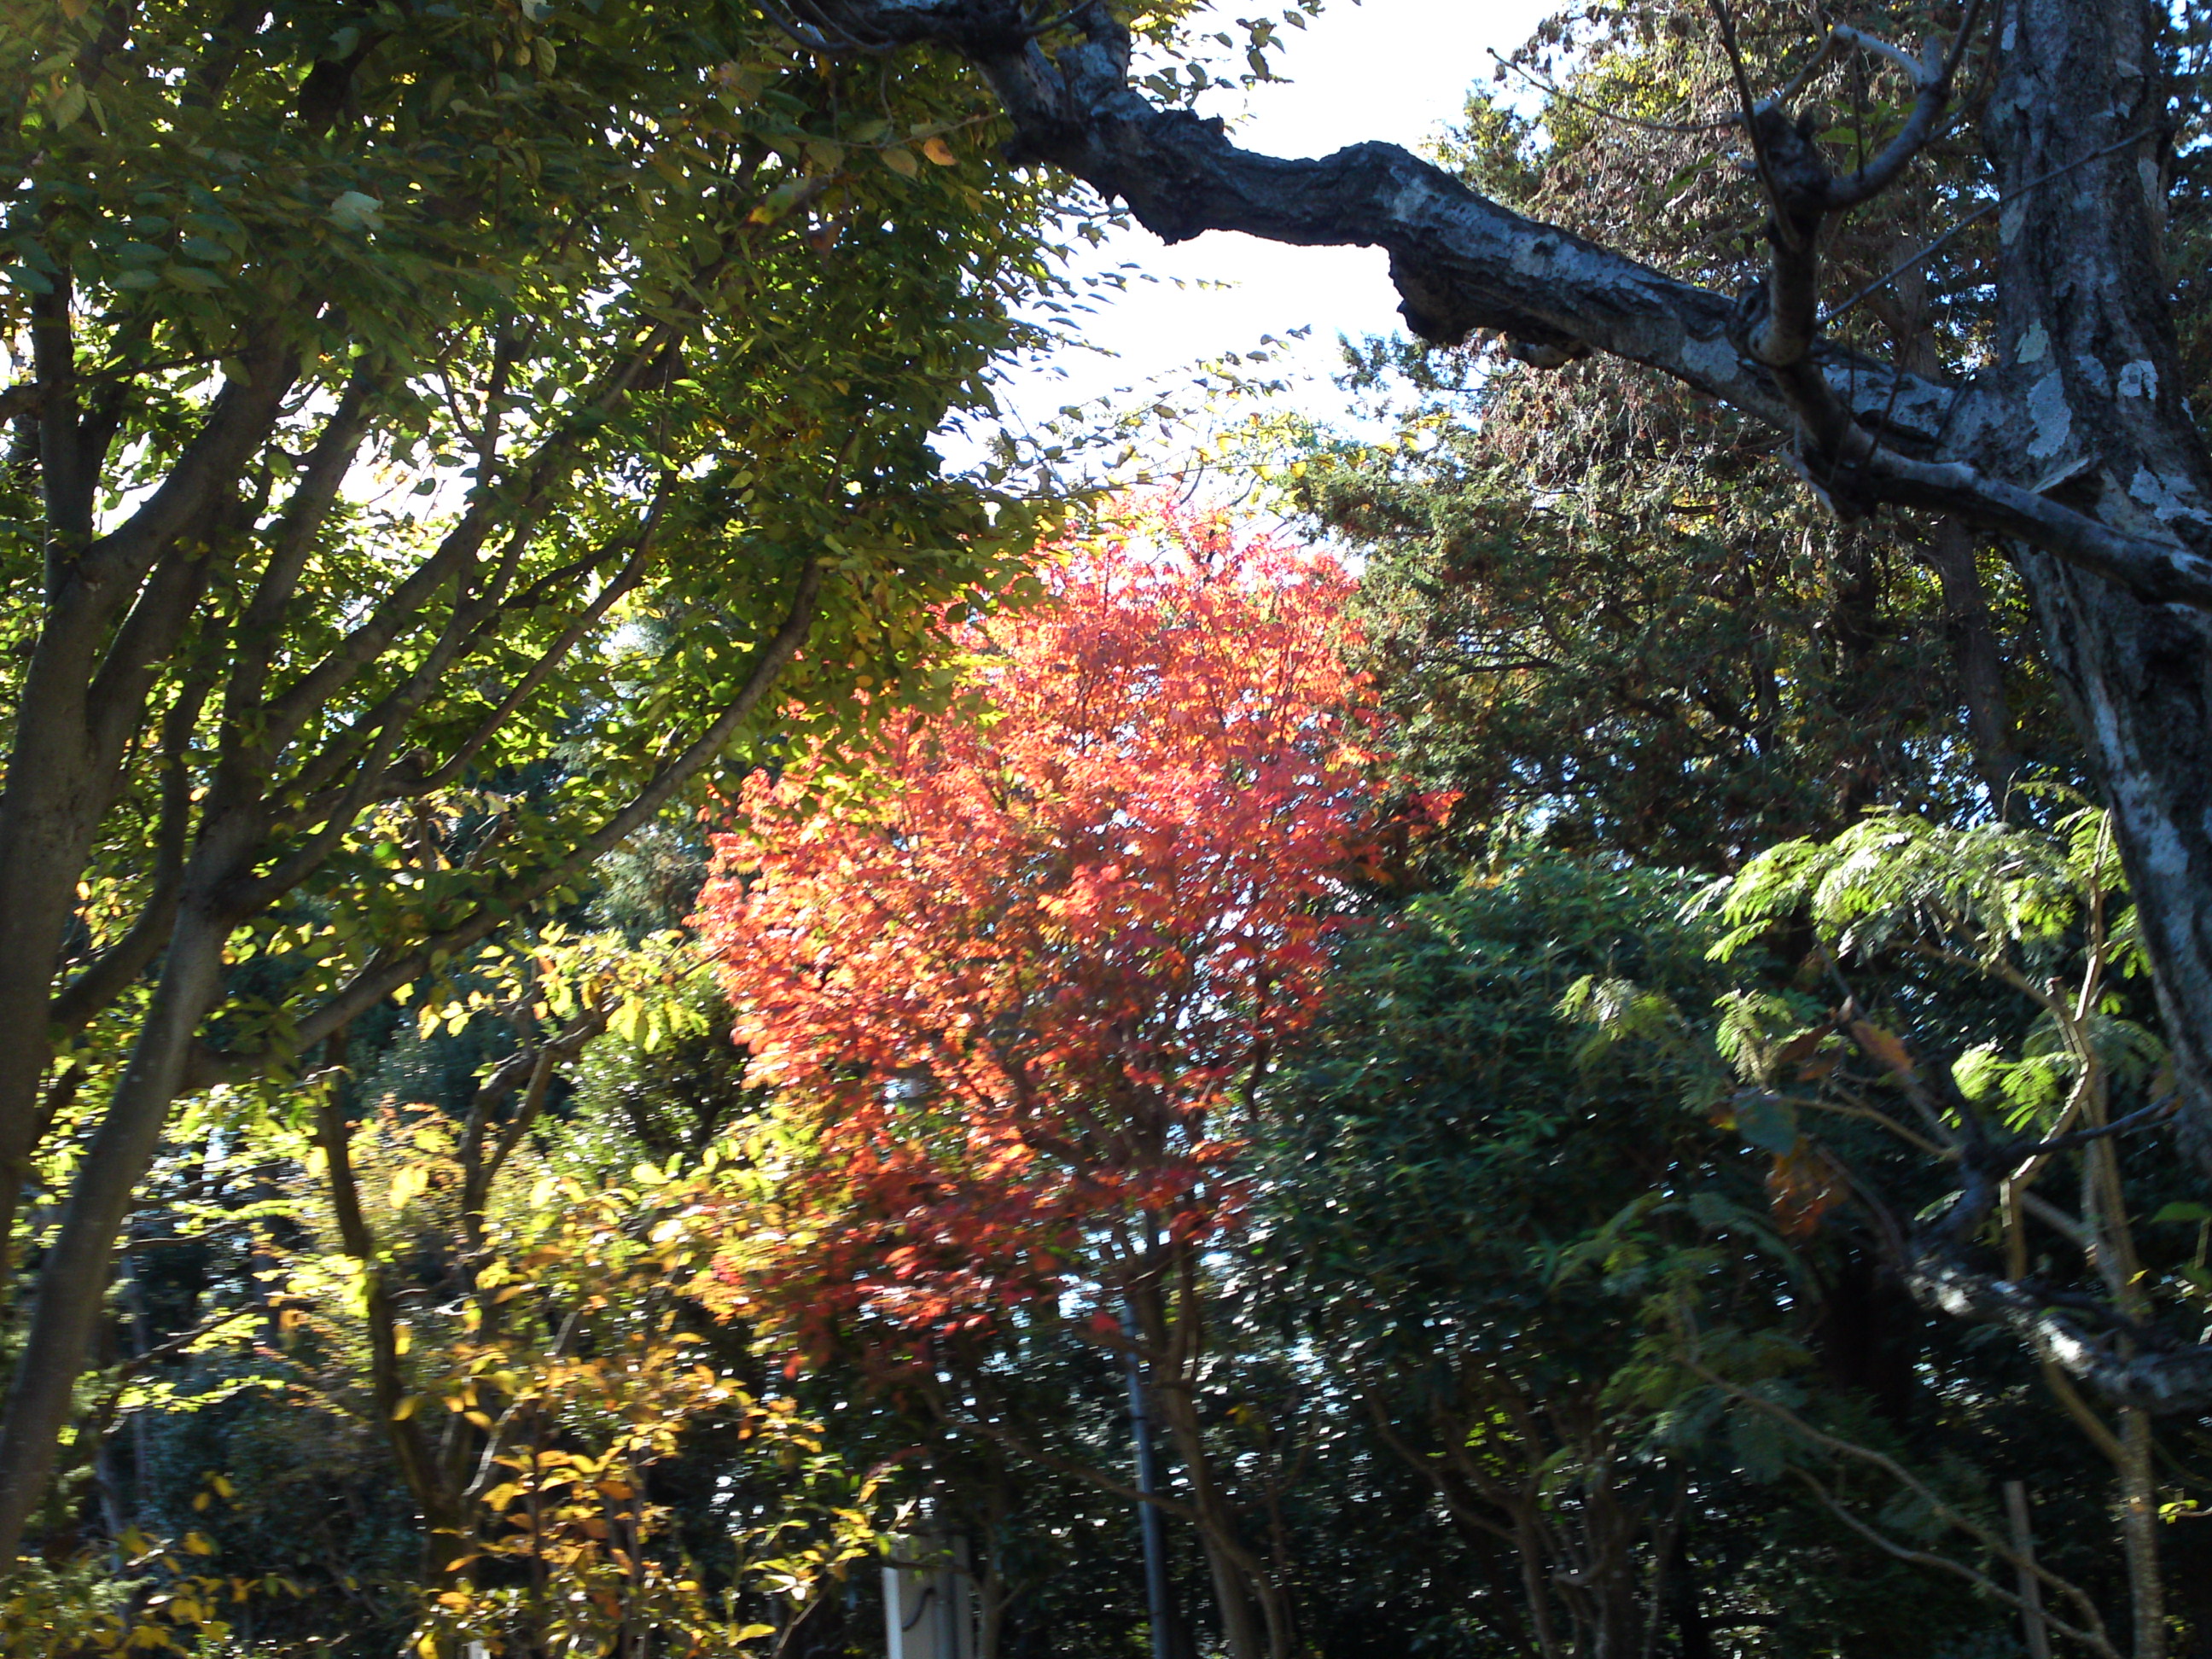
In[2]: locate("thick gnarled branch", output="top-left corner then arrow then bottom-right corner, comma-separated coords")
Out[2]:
796,0 -> 2212,609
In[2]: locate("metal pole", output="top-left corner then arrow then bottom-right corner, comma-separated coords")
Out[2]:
2004,1480 -> 2053,1659
1124,1311 -> 1173,1659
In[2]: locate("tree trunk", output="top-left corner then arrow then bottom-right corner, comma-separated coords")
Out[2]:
1924,521 -> 2026,813
1668,1524 -> 1714,1659
2120,1409 -> 2167,1659
2024,556 -> 2212,1162
0,355 -> 292,1252
0,903 -> 230,1562
1990,0 -> 2212,1173
0,745 -> 102,1270
1580,1471 -> 1646,1659
1128,1274 -> 1278,1659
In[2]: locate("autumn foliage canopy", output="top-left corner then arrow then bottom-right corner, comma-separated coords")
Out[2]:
695,502 -> 1406,1365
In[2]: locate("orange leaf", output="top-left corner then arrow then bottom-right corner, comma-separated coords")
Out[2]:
1848,1020 -> 1915,1079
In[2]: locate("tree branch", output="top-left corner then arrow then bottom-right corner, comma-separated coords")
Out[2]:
1695,1364 -> 2118,1654
187,557 -> 824,1086
62,340 -> 298,635
50,661 -> 220,1033
218,370 -> 380,732
315,1083 -> 467,1538
277,490 -> 665,822
255,320 -> 690,760
781,0 -> 2212,609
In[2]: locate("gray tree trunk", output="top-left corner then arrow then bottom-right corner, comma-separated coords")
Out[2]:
1991,0 -> 2212,1173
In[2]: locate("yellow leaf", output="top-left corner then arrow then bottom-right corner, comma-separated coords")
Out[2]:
735,1623 -> 777,1641
464,1410 -> 494,1429
921,136 -> 957,166
183,1531 -> 216,1555
481,1482 -> 522,1511
392,1394 -> 420,1421
211,1474 -> 236,1499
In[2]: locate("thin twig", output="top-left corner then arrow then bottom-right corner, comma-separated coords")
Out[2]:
1821,128 -> 2155,325
1794,1471 -> 2120,1657
2009,1096 -> 2177,1161
1696,1364 -> 2119,1650
1487,50 -> 1735,135
1708,0 -> 1796,248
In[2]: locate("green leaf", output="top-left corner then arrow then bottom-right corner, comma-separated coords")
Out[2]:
48,81 -> 88,130
1727,1398 -> 1794,1483
1732,1095 -> 1798,1155
327,191 -> 385,234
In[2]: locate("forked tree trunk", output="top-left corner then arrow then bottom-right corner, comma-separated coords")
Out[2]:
1992,0 -> 2212,1179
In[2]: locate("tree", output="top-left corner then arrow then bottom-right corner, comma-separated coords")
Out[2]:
0,0 -> 1065,1562
696,499 -> 1415,1659
296,1097 -> 883,1658
1309,396 -> 2031,866
1691,806 -> 2191,1656
1260,855 -> 1999,1659
761,0 -> 2212,1213
1294,12 -> 2103,864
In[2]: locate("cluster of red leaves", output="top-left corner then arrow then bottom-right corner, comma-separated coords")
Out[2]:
695,500 -> 1414,1370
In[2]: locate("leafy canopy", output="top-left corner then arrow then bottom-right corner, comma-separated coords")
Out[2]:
696,498 -> 1417,1365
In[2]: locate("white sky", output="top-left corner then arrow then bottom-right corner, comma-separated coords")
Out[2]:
976,0 -> 1556,450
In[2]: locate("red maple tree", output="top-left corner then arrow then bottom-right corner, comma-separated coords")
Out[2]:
694,499 -> 1413,1365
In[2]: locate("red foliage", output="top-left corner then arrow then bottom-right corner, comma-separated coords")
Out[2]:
694,500 -> 1414,1368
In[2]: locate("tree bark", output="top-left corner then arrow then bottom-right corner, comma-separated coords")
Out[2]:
0,353 -> 294,1221
2119,1409 -> 2167,1659
1987,0 -> 2212,1178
